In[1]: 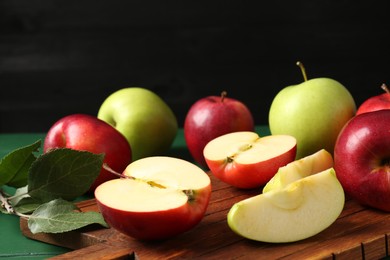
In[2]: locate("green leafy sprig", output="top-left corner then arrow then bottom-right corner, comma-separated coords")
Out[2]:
0,140 -> 108,233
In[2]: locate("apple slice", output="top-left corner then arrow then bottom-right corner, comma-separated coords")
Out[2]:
203,131 -> 296,189
227,168 -> 345,243
94,156 -> 211,240
263,149 -> 333,193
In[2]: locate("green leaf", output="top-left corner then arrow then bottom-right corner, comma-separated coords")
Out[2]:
0,140 -> 41,188
14,198 -> 41,214
28,199 -> 108,234
28,148 -> 104,202
7,186 -> 40,213
9,185 -> 30,205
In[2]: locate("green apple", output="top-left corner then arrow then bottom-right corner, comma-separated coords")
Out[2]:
97,87 -> 178,161
268,62 -> 356,159
263,149 -> 333,193
227,167 -> 345,243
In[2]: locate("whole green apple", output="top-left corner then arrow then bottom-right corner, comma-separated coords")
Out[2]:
269,62 -> 356,159
97,87 -> 178,161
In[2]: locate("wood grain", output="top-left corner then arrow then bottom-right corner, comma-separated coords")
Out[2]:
20,172 -> 390,259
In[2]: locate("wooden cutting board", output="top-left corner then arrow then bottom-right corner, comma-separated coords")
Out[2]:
20,173 -> 390,259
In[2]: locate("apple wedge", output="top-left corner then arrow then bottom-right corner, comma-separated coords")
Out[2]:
227,168 -> 345,243
95,156 -> 211,240
263,149 -> 333,193
203,131 -> 296,189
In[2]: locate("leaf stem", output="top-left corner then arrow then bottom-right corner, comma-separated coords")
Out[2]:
0,189 -> 30,218
15,211 -> 30,218
7,192 -> 28,201
0,189 -> 15,214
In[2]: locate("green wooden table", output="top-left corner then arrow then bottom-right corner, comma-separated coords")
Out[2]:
0,127 -> 270,259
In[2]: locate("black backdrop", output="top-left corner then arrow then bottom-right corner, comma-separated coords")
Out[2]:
1,1 -> 389,132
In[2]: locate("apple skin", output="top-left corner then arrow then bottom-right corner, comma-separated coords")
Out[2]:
204,132 -> 297,189
97,87 -> 178,161
334,109 -> 390,212
96,179 -> 211,240
356,84 -> 390,115
269,77 -> 356,159
43,114 -> 132,192
184,92 -> 254,167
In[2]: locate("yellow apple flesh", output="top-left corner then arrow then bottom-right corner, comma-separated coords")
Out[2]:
228,168 -> 344,243
263,149 -> 333,193
95,156 -> 211,240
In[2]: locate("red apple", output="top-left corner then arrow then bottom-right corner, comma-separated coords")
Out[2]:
44,114 -> 132,192
203,131 -> 297,189
184,91 -> 254,168
356,83 -> 390,115
334,109 -> 390,212
95,156 -> 211,240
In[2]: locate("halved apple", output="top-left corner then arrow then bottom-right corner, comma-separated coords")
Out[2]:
203,131 -> 296,189
263,149 -> 333,193
227,168 -> 345,243
94,156 -> 211,240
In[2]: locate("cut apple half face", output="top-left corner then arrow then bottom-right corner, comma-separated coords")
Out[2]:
227,167 -> 345,243
263,149 -> 333,193
94,156 -> 211,240
203,131 -> 297,189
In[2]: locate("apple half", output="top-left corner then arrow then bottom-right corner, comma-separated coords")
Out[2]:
94,156 -> 211,240
227,151 -> 345,243
203,131 -> 297,189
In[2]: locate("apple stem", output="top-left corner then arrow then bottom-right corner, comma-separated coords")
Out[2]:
381,83 -> 389,94
103,163 -> 134,180
221,91 -> 227,102
296,61 -> 308,82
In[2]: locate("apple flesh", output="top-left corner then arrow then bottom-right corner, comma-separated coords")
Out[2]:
227,168 -> 345,243
94,156 -> 211,240
263,149 -> 333,193
334,109 -> 390,212
184,91 -> 254,168
44,114 -> 132,192
97,87 -> 178,161
203,131 -> 296,189
356,83 -> 390,115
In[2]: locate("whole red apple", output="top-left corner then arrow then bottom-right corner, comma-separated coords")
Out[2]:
184,91 -> 255,167
44,114 -> 132,192
356,83 -> 390,115
334,109 -> 390,212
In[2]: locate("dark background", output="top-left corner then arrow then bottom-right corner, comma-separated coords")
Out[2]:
1,1 -> 389,132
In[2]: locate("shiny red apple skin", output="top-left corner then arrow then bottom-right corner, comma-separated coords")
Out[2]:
356,90 -> 390,115
334,110 -> 390,212
206,154 -> 296,189
96,183 -> 211,240
184,93 -> 254,167
205,144 -> 296,189
43,114 -> 132,192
